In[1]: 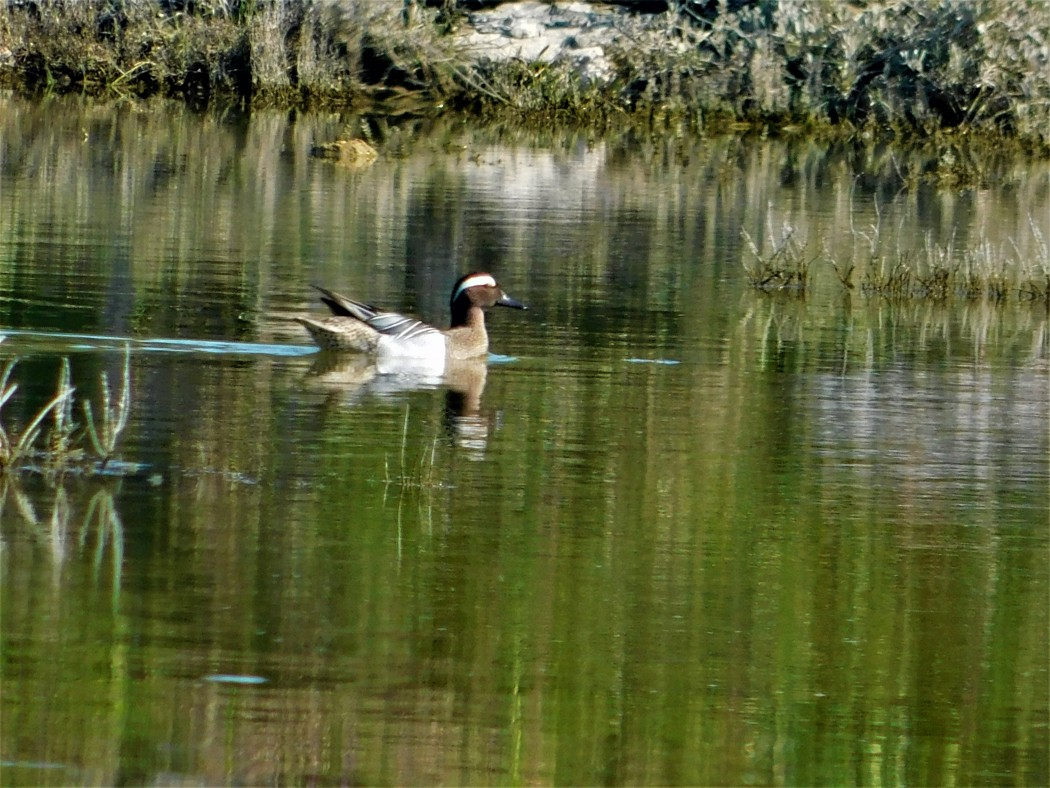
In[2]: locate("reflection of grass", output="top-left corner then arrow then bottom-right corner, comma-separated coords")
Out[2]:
383,406 -> 439,490
740,291 -> 1047,371
0,347 -> 132,476
1,479 -> 124,600
381,406 -> 441,559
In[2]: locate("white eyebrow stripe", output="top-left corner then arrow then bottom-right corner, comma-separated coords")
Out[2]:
452,274 -> 497,301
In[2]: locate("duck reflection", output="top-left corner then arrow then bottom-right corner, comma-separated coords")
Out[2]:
304,353 -> 492,456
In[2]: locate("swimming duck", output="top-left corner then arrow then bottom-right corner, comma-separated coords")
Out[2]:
296,272 -> 526,369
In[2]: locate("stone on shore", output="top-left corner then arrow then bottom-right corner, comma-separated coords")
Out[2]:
453,0 -> 633,86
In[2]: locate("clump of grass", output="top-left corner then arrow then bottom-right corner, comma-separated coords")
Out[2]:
452,59 -> 622,124
83,347 -> 132,468
615,0 -> 1050,148
958,238 -> 1011,302
0,348 -> 132,476
836,210 -> 1050,304
859,254 -> 916,300
0,0 -> 437,106
741,218 -> 820,295
0,357 -> 76,473
1018,273 -> 1050,303
1016,219 -> 1050,303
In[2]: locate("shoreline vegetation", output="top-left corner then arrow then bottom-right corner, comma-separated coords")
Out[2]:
0,0 -> 1047,153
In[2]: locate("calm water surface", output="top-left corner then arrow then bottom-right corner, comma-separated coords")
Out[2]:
1,95 -> 1047,786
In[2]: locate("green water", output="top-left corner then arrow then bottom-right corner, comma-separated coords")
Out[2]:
0,95 -> 1047,786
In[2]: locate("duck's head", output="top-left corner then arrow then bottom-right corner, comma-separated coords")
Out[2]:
450,272 -> 527,316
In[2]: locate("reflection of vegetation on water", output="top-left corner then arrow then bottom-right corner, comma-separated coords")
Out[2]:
383,405 -> 442,557
0,347 -> 131,476
2,94 -> 1045,353
383,406 -> 439,491
0,97 -> 1046,786
739,295 -> 1048,375
1,478 -> 124,596
0,478 -> 128,785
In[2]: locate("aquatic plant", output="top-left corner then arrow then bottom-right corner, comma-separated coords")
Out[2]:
840,212 -> 1050,304
741,219 -> 819,294
0,357 -> 76,472
1016,217 -> 1050,302
744,198 -> 1049,306
83,346 -> 132,466
0,348 -> 132,476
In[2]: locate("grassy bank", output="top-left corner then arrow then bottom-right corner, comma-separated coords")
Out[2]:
1,0 -> 1047,148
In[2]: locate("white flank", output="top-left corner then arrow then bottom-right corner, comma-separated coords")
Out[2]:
376,332 -> 447,377
452,273 -> 497,302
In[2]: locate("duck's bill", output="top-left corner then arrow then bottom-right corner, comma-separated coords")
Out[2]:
498,294 -> 527,310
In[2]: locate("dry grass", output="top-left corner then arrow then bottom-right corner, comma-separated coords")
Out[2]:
837,210 -> 1050,303
0,0 -> 1046,147
614,0 -> 1050,146
0,348 -> 132,476
744,206 -> 1048,304
741,219 -> 820,295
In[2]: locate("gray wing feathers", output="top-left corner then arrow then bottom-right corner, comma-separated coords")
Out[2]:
314,285 -> 440,340
367,313 -> 440,340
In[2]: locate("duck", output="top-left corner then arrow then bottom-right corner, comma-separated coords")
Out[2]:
295,272 -> 526,371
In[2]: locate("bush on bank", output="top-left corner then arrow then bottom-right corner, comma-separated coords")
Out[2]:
0,0 -> 1046,148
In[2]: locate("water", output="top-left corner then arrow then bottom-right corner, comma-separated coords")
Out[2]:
1,95 -> 1047,786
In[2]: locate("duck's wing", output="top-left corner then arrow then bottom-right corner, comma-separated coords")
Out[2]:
366,312 -> 442,341
313,285 -> 440,341
313,285 -> 378,320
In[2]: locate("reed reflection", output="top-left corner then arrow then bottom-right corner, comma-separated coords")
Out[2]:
1,479 -> 124,602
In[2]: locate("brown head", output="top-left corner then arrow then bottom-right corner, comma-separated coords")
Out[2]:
448,272 -> 526,327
